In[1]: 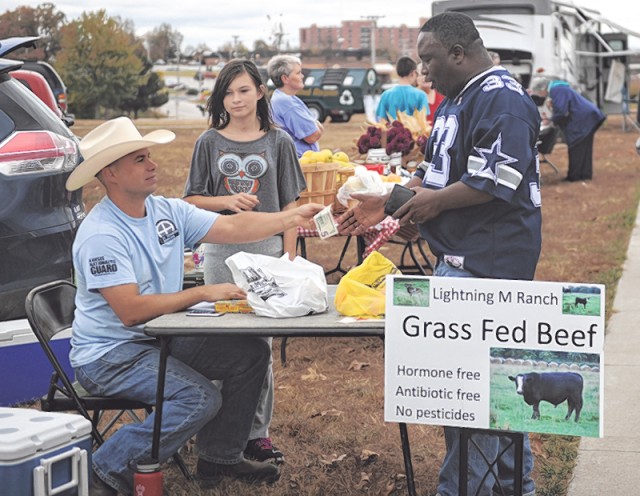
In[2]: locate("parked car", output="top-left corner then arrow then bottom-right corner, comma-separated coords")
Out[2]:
0,36 -> 84,321
11,69 -> 60,115
20,60 -> 69,113
11,69 -> 74,127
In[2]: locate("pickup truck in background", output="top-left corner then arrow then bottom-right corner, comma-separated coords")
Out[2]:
260,66 -> 382,123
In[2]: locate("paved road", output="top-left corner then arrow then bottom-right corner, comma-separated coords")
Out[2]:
567,201 -> 640,495
159,94 -> 207,120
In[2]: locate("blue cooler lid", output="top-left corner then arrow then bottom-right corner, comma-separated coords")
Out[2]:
0,407 -> 91,462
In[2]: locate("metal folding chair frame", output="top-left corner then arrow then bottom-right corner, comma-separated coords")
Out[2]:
25,280 -> 192,480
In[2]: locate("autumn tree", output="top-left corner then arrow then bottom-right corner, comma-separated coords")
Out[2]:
119,72 -> 169,118
253,40 -> 276,60
219,40 -> 249,61
0,3 -> 66,60
56,10 -> 145,118
145,23 -> 183,62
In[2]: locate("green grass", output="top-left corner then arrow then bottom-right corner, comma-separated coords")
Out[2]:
490,364 -> 600,438
392,278 -> 430,306
561,293 -> 601,316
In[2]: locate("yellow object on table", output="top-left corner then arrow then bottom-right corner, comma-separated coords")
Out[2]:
334,252 -> 401,317
214,299 -> 254,314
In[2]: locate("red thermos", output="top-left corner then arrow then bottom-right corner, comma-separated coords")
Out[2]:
133,463 -> 163,496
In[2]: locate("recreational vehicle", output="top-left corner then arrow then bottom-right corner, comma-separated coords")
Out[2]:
432,0 -> 640,116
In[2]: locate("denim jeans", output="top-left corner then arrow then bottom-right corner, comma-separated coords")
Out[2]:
249,336 -> 273,439
76,336 -> 269,494
213,336 -> 274,440
434,261 -> 535,496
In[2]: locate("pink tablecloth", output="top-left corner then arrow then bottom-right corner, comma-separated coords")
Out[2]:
297,216 -> 400,258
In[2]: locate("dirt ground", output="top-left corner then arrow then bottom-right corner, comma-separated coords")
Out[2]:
72,113 -> 640,495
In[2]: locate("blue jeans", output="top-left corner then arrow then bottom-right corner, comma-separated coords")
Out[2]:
434,261 -> 535,496
76,336 -> 269,494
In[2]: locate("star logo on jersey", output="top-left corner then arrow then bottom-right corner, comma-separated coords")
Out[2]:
471,134 -> 517,185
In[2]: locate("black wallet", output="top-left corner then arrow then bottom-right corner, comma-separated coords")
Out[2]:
384,184 -> 416,216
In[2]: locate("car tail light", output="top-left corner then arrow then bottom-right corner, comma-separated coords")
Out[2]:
57,92 -> 68,112
0,130 -> 78,176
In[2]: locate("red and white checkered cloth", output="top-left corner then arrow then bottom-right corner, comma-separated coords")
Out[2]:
297,216 -> 400,258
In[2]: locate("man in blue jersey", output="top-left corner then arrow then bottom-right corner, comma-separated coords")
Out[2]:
376,56 -> 430,122
64,117 -> 323,496
339,12 -> 540,496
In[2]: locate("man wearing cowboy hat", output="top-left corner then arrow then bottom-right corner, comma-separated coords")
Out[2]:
66,117 -> 323,495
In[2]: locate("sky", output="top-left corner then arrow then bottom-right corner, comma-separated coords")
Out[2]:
3,0 -> 639,52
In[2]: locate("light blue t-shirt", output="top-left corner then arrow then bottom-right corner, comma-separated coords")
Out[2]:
376,85 -> 430,121
270,88 -> 319,157
70,195 -> 217,367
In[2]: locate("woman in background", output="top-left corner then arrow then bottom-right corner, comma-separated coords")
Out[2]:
183,59 -> 306,464
532,78 -> 605,182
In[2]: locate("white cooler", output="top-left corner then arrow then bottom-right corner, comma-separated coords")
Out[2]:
0,407 -> 91,496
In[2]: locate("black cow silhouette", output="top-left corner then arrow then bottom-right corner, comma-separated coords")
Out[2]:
405,284 -> 424,303
574,297 -> 588,308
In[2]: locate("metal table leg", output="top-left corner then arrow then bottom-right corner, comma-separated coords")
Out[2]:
399,423 -> 417,496
356,235 -> 366,264
324,236 -> 354,276
280,337 -> 289,367
151,337 -> 169,463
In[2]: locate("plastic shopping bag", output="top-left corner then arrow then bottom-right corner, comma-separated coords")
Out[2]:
336,165 -> 387,207
225,252 -> 328,318
334,251 -> 401,317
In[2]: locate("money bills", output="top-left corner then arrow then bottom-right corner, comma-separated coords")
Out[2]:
313,205 -> 339,239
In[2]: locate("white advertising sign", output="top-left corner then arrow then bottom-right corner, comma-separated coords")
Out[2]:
384,275 -> 604,437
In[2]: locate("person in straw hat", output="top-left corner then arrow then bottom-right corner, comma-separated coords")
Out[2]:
65,116 -> 323,496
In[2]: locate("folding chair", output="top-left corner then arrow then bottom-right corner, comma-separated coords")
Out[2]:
24,280 -> 191,480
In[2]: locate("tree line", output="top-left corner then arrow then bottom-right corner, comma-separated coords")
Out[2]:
0,3 -> 187,118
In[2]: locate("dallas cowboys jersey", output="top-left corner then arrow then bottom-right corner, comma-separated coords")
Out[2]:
415,67 -> 542,280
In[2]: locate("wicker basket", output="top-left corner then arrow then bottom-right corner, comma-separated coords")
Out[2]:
299,162 -> 341,206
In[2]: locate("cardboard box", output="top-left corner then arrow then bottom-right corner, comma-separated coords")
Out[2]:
0,407 -> 91,495
0,320 -> 74,406
215,299 -> 254,314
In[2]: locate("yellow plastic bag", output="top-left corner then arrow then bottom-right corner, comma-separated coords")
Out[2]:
334,251 -> 401,317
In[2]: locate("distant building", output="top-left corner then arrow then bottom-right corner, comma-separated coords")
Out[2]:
299,19 -> 427,61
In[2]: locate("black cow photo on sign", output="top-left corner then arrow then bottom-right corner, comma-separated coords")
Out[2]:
561,284 -> 602,316
488,348 -> 600,437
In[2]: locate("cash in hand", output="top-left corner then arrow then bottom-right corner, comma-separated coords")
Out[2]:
313,204 -> 339,239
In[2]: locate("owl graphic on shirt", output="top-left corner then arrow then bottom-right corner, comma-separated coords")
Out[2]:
216,150 -> 268,194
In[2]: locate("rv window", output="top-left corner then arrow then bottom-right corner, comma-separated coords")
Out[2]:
458,6 -> 535,15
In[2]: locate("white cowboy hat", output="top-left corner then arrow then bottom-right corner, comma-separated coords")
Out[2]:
65,116 -> 175,191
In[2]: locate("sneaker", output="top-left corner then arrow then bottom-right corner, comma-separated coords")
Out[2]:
90,470 -> 117,496
196,458 -> 281,487
244,437 -> 285,464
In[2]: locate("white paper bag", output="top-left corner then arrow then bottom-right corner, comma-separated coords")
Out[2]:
225,252 -> 328,318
